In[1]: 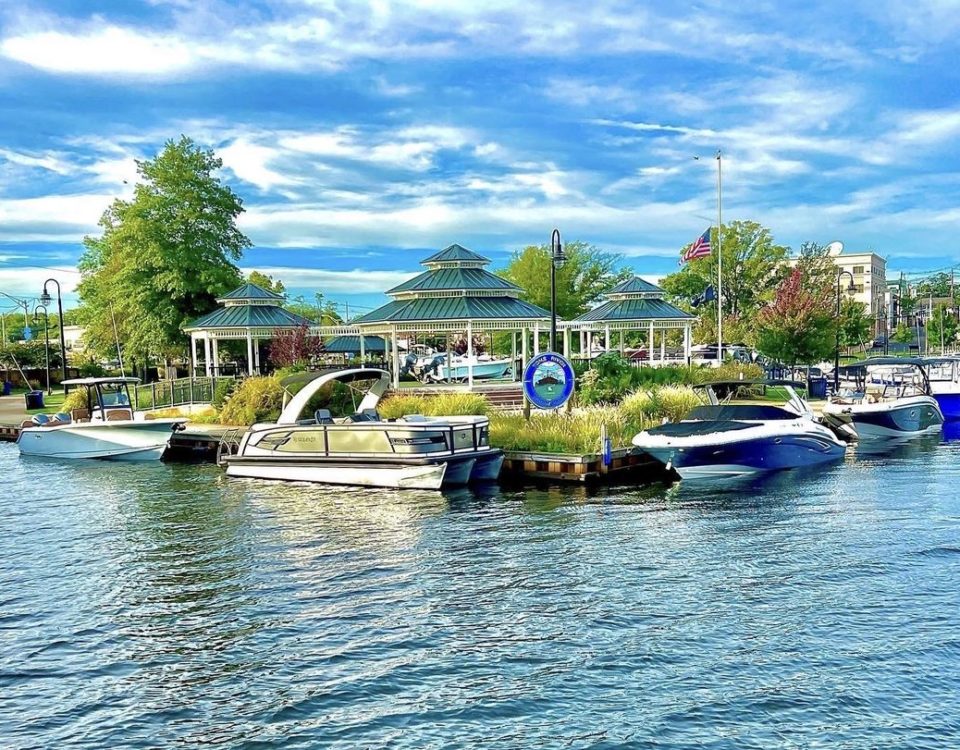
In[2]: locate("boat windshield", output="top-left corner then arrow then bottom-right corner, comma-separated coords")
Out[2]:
98,383 -> 132,408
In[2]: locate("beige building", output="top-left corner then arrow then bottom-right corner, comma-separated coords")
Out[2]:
788,249 -> 887,333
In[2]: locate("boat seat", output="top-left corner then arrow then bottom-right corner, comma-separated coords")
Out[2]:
348,410 -> 380,422
71,408 -> 90,422
105,409 -> 134,421
31,414 -> 50,426
402,414 -> 429,422
315,409 -> 334,424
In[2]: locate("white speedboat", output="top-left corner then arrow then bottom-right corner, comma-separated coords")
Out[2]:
632,380 -> 848,480
413,353 -> 512,382
17,377 -> 186,461
222,368 -> 504,490
823,357 -> 944,439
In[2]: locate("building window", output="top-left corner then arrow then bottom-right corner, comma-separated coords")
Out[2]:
853,265 -> 864,274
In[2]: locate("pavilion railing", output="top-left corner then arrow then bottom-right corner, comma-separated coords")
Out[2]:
133,375 -> 237,411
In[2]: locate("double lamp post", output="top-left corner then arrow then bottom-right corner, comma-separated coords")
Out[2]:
39,278 -> 68,394
834,269 -> 856,392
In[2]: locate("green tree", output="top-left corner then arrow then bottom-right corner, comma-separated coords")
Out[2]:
497,241 -> 632,319
247,271 -> 285,295
285,294 -> 344,325
756,267 -> 837,367
916,272 -> 954,299
78,136 -> 249,363
891,322 -> 914,344
926,303 -> 959,352
838,298 -> 872,350
660,220 -> 790,343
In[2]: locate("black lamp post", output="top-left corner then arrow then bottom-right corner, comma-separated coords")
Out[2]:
40,279 -> 67,394
550,228 -> 566,352
834,270 -> 856,392
33,304 -> 51,395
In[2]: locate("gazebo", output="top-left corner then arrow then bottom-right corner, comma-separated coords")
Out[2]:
352,244 -> 552,387
561,277 -> 695,364
183,283 -> 313,375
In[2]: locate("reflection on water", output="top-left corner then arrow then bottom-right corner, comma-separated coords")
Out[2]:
3,441 -> 960,748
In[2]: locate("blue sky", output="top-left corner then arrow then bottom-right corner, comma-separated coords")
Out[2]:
2,0 -> 960,316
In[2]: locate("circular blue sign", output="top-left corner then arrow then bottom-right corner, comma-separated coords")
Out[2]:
523,352 -> 575,410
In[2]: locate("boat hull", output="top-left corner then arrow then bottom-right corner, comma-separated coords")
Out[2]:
932,393 -> 960,421
471,451 -> 504,482
641,433 -> 846,479
824,396 -> 944,439
226,459 -> 450,490
17,420 -> 181,461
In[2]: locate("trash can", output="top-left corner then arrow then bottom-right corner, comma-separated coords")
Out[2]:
24,390 -> 44,410
808,377 -> 827,400
2,381 -> 11,396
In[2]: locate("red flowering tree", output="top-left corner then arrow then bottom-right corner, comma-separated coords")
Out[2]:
267,324 -> 324,369
756,267 -> 837,367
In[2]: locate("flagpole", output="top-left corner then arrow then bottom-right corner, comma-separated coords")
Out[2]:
716,149 -> 722,364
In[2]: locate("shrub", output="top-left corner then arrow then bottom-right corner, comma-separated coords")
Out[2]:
379,392 -> 489,419
490,407 -> 633,454
62,388 -> 90,413
219,376 -> 284,425
695,361 -> 764,384
621,385 -> 700,425
212,377 -> 237,409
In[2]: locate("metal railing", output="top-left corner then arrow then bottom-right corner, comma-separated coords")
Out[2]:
133,375 -> 237,411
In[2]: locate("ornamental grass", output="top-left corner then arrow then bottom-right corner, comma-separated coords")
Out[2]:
378,392 -> 490,419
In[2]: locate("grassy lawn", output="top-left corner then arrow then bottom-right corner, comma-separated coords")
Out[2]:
23,391 -> 67,415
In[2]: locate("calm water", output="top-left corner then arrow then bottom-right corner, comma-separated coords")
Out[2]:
3,436 -> 960,749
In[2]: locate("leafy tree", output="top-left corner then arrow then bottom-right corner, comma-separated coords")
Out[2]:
497,241 -> 632,319
926,303 -> 959,352
247,271 -> 285,295
838,298 -> 872,349
285,294 -> 344,325
891,322 -> 914,344
660,220 -> 790,343
756,267 -> 837,367
267,324 -> 324,369
915,272 -> 954,299
78,136 -> 250,364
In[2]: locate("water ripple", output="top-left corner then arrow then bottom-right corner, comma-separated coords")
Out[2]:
2,441 -> 960,748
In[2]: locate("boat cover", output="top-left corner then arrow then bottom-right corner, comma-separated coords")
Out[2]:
686,404 -> 799,421
646,420 -> 755,437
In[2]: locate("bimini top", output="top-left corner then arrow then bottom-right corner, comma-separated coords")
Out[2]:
62,377 -> 141,386
277,368 -> 390,425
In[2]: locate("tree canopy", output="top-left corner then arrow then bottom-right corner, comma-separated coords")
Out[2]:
247,271 -> 285,295
915,272 -> 955,299
926,303 -> 959,352
497,241 -> 632,319
78,136 -> 250,362
756,267 -> 837,367
659,220 -> 790,343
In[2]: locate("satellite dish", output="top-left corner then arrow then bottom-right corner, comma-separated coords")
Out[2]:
826,240 -> 844,257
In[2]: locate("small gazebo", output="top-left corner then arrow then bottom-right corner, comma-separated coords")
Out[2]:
562,277 -> 695,363
183,283 -> 312,375
352,243 -> 552,387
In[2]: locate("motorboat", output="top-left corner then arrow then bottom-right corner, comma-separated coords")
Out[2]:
400,348 -> 511,383
923,357 -> 960,420
222,368 -> 504,490
823,357 -> 944,439
631,380 -> 848,480
17,377 -> 186,460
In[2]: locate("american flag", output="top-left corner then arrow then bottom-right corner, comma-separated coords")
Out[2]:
681,228 -> 712,264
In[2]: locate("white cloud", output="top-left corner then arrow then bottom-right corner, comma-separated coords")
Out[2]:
0,267 -> 79,297
239,266 -> 416,293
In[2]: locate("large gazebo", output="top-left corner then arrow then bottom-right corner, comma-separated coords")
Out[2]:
561,277 -> 695,364
352,244 -> 552,387
183,283 -> 313,375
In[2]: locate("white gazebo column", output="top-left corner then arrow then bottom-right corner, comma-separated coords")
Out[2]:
533,321 -> 540,355
391,327 -> 400,389
648,321 -> 654,362
521,326 -> 528,368
359,333 -> 366,362
190,333 -> 197,377
254,338 -> 261,374
604,324 -> 611,352
563,327 -> 570,358
467,321 -> 474,388
619,330 -> 625,356
660,326 -> 666,363
211,337 -> 219,376
203,334 -> 212,377
511,331 -> 518,381
684,323 -> 692,363
246,332 -> 254,375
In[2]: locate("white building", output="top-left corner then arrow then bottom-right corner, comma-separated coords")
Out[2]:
62,325 -> 86,351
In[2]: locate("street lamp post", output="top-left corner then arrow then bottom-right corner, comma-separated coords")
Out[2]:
549,228 -> 566,352
33,304 -> 51,395
40,279 -> 67,394
835,270 -> 856,392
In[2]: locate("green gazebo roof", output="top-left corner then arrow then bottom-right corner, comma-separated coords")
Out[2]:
324,335 -> 387,353
422,243 -> 490,265
185,304 -> 311,331
574,298 -> 694,322
607,277 -> 664,295
387,267 -> 519,295
353,296 -> 550,324
218,282 -> 285,302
